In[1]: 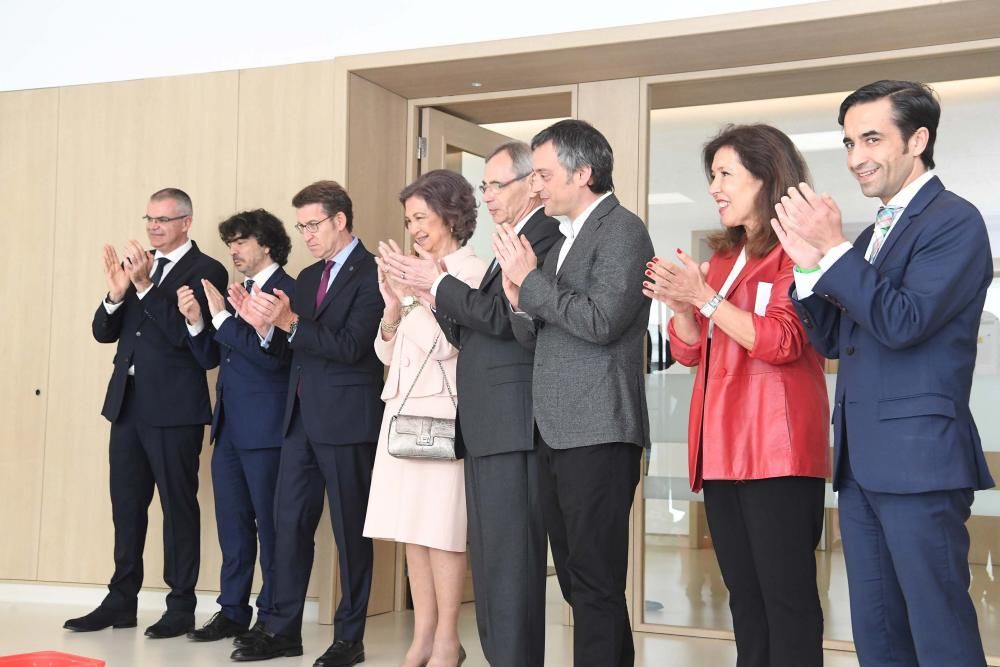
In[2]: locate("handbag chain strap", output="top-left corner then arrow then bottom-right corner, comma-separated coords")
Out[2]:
395,333 -> 457,414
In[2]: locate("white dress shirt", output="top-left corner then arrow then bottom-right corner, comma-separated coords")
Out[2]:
181,261 -> 282,337
555,191 -> 613,273
708,247 -> 747,338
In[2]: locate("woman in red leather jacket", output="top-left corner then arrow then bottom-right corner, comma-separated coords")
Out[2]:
643,124 -> 830,667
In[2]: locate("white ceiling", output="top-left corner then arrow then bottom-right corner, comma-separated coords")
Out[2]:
0,0 -> 816,93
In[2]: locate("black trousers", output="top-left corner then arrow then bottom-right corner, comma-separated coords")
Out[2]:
702,476 -> 826,667
104,380 -> 204,615
465,449 -> 547,667
268,405 -> 375,641
538,437 -> 641,667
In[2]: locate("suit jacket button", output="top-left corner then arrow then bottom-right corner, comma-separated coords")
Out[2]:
846,346 -> 855,355
135,331 -> 141,337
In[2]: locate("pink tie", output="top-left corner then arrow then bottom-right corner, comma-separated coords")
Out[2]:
315,260 -> 334,311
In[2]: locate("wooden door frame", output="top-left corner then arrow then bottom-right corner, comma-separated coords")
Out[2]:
329,4 -> 1000,659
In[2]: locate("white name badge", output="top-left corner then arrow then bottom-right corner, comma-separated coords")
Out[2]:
754,282 -> 773,316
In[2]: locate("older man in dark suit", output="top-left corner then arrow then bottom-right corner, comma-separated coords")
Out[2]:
229,181 -> 384,667
66,188 -> 228,639
383,141 -> 561,667
494,120 -> 654,667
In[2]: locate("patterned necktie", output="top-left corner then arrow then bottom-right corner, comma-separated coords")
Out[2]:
244,278 -> 254,293
869,206 -> 899,263
150,257 -> 170,286
315,260 -> 334,310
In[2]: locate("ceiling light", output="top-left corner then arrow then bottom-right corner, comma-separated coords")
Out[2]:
648,192 -> 694,205
788,131 -> 844,152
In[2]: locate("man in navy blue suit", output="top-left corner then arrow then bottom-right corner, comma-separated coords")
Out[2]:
229,181 -> 384,666
66,188 -> 229,639
178,209 -> 296,644
773,80 -> 993,666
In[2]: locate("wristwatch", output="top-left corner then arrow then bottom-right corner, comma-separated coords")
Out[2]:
699,293 -> 724,318
400,295 -> 419,318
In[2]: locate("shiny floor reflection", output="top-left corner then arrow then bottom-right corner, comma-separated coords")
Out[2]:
0,577 -> 868,666
643,536 -> 1000,660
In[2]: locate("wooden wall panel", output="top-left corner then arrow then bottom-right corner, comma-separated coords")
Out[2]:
577,79 -> 641,213
0,89 -> 59,581
236,60 -> 339,280
235,59 -> 342,606
346,74 -> 408,615
37,72 -> 239,590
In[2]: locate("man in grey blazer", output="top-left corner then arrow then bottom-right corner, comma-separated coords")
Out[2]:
494,120 -> 653,667
381,141 -> 560,666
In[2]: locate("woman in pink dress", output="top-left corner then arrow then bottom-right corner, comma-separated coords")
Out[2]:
365,169 -> 487,667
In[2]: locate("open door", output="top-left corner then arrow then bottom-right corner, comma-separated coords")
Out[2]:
387,108 -> 517,608
417,108 -> 516,263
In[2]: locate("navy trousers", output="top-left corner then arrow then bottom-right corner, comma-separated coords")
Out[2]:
267,405 -> 375,641
839,445 -> 986,666
212,431 -> 281,626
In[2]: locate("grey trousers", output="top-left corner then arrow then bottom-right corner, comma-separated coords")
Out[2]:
464,449 -> 547,667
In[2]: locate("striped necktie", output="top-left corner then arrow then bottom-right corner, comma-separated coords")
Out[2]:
869,206 -> 900,262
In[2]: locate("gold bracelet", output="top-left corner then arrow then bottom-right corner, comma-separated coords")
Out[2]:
380,317 -> 401,334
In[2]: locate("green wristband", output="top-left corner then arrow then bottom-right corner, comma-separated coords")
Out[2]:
794,265 -> 821,274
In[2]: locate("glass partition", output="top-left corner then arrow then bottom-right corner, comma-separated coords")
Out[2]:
641,75 -> 1000,656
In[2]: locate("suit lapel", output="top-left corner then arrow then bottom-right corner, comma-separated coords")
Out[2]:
315,240 -> 366,319
480,209 -> 551,290
260,266 -> 287,294
156,240 -> 201,291
871,176 -> 944,270
555,193 -> 617,278
299,261 -> 323,319
707,247 -> 740,294
479,259 -> 500,290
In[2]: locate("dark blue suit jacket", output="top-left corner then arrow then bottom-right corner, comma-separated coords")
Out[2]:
188,267 -> 296,449
794,176 -> 995,494
93,240 -> 229,427
282,240 -> 385,446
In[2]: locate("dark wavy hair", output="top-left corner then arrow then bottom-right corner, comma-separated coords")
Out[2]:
398,170 -> 477,246
703,124 -> 811,258
218,209 -> 292,266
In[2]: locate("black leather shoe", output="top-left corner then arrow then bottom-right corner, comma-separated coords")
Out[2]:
233,619 -> 266,648
230,631 -> 303,661
314,639 -> 364,666
188,611 -> 249,642
63,606 -> 137,632
144,612 -> 195,639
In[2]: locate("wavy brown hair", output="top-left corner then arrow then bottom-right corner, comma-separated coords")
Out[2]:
703,124 -> 810,258
399,170 -> 477,246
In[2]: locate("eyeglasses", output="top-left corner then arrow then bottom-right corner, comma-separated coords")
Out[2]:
478,172 -> 530,195
293,213 -> 334,235
142,214 -> 188,225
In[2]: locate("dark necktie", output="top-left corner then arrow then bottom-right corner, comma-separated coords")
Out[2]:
315,260 -> 334,311
244,278 -> 254,293
150,257 -> 170,286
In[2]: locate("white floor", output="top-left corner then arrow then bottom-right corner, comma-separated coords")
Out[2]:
0,579 -> 862,666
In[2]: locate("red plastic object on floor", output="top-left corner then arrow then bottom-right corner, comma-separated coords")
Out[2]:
0,653 -> 105,667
